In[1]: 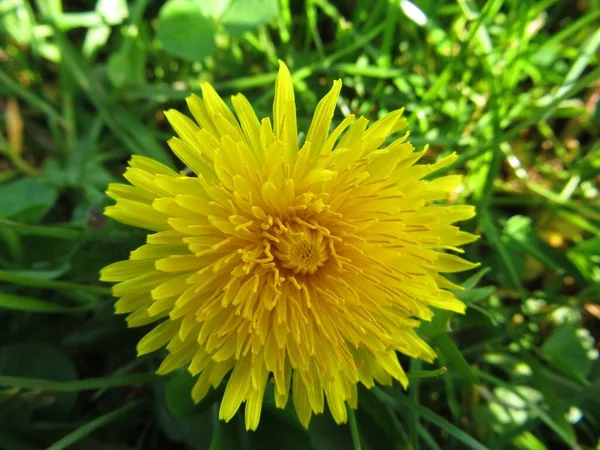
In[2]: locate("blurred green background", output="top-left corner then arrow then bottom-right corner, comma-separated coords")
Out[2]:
1,0 -> 599,449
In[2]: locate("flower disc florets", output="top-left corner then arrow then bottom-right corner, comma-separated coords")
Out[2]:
100,61 -> 478,430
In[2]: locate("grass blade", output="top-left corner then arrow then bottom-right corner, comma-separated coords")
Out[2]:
46,400 -> 144,450
0,373 -> 156,391
0,293 -> 93,313
374,387 -> 490,450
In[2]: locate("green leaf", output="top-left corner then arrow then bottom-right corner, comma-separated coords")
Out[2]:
155,380 -> 215,450
420,267 -> 492,338
0,293 -> 91,313
0,373 -> 155,391
459,266 -> 492,290
309,412 -> 354,450
475,370 -> 577,447
251,408 -> 310,450
198,0 -> 231,18
0,342 -> 77,419
0,269 -> 111,296
513,431 -> 548,450
0,177 -> 58,223
503,215 -> 565,274
156,0 -> 216,61
96,0 -> 128,25
408,366 -> 447,380
374,387 -> 490,450
0,0 -> 35,44
165,370 -> 198,418
82,25 -> 111,58
220,0 -> 278,36
106,38 -> 147,87
455,285 -> 496,304
6,262 -> 72,280
431,333 -> 476,384
541,325 -> 593,382
479,210 -> 527,299
0,430 -> 40,450
356,385 -> 408,446
51,28 -> 173,165
46,400 -> 143,450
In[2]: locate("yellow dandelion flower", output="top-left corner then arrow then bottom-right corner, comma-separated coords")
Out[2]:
100,61 -> 479,430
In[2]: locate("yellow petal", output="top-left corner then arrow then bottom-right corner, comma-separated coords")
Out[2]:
106,183 -> 154,204
164,109 -> 201,146
219,357 -> 252,422
324,386 -> 347,424
292,370 -> 312,428
166,137 -> 213,177
136,319 -> 179,355
114,292 -> 151,314
186,94 -> 218,135
123,167 -> 170,198
191,368 -> 212,403
244,364 -> 268,430
200,82 -> 239,130
273,60 -> 298,156
129,155 -> 178,177
305,79 -> 342,157
434,252 -> 481,273
231,93 -> 263,160
156,255 -> 204,273
427,291 -> 466,313
156,343 -> 196,375
364,108 -> 405,141
100,259 -> 155,282
104,200 -> 168,231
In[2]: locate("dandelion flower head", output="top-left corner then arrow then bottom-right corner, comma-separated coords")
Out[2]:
100,61 -> 478,430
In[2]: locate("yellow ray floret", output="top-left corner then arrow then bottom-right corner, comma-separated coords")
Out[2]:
100,60 -> 479,430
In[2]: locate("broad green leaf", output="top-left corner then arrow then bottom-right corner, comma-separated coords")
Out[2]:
156,0 -> 216,61
309,410 -> 355,450
220,0 -> 278,36
165,370 -> 198,418
154,380 -> 214,450
0,177 -> 58,223
541,325 -> 593,382
197,0 -> 231,18
106,38 -> 147,87
251,408 -> 310,450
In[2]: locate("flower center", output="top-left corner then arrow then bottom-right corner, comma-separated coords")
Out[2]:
273,228 -> 329,275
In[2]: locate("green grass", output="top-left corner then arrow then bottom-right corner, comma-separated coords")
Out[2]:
1,0 -> 599,449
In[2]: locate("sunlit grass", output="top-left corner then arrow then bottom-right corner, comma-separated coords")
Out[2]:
0,0 -> 598,448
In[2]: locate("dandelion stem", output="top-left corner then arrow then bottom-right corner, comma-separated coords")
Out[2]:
348,406 -> 362,450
